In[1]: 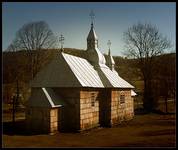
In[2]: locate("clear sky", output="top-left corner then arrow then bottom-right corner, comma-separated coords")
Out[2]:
2,2 -> 176,56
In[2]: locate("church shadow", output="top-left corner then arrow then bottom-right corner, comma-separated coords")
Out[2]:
152,109 -> 176,115
2,120 -> 44,136
134,108 -> 149,115
134,108 -> 175,115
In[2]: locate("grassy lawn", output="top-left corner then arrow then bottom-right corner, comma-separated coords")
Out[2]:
2,102 -> 176,148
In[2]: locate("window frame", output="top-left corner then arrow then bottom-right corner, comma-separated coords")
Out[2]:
119,92 -> 125,104
91,92 -> 95,107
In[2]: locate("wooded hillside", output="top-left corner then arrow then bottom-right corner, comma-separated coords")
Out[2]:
2,48 -> 176,104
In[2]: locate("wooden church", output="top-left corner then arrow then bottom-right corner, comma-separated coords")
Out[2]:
26,15 -> 136,134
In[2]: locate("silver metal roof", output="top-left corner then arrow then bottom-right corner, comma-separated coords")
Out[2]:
100,65 -> 134,88
31,51 -> 134,89
31,52 -> 104,88
85,47 -> 106,67
28,88 -> 65,107
131,90 -> 137,96
31,52 -> 82,87
62,52 -> 104,88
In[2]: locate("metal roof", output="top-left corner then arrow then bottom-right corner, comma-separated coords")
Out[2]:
31,52 -> 104,88
28,88 -> 65,107
87,24 -> 98,40
42,88 -> 65,107
62,52 -> 104,88
31,52 -> 82,87
105,54 -> 115,65
131,90 -> 137,96
31,51 -> 134,89
100,66 -> 134,88
86,48 -> 106,66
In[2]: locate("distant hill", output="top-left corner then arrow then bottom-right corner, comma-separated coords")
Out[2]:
3,48 -> 176,84
2,48 -> 176,103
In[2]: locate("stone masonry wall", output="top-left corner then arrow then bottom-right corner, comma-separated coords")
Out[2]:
50,108 -> 59,133
111,89 -> 134,125
26,88 -> 134,133
80,90 -> 100,130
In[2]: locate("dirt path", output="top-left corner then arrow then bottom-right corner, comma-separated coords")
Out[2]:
2,113 -> 176,148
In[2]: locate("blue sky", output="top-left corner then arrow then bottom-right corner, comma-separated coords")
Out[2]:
2,2 -> 176,56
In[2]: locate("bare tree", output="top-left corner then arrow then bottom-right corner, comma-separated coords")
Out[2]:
123,23 -> 171,112
6,40 -> 19,52
7,21 -> 57,78
155,54 -> 176,113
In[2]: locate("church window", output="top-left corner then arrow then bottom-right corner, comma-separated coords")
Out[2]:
91,92 -> 95,106
120,94 -> 125,104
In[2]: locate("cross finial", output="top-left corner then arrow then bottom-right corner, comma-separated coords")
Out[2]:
90,10 -> 95,26
107,40 -> 111,55
59,34 -> 65,50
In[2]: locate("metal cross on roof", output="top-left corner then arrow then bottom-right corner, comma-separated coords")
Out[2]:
107,40 -> 111,55
107,40 -> 111,49
59,34 -> 65,50
90,10 -> 95,24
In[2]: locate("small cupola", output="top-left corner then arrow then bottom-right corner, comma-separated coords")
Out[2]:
87,23 -> 98,50
105,40 -> 115,70
86,11 -> 106,67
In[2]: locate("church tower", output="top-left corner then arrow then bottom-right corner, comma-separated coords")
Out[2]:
87,23 -> 98,50
105,40 -> 115,70
86,11 -> 106,67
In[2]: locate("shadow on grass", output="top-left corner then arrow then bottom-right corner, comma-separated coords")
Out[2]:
152,109 -> 176,115
135,108 -> 175,115
2,120 -> 47,136
134,108 -> 149,115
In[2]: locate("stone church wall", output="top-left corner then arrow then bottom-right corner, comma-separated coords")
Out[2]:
80,89 -> 100,130
111,89 -> 134,125
26,88 -> 134,134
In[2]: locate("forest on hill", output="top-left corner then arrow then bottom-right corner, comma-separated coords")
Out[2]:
2,48 -> 176,105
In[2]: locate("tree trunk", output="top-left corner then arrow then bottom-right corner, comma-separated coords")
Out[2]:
12,95 -> 16,125
143,78 -> 154,112
143,79 -> 149,110
164,81 -> 168,113
16,79 -> 19,108
165,96 -> 168,113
